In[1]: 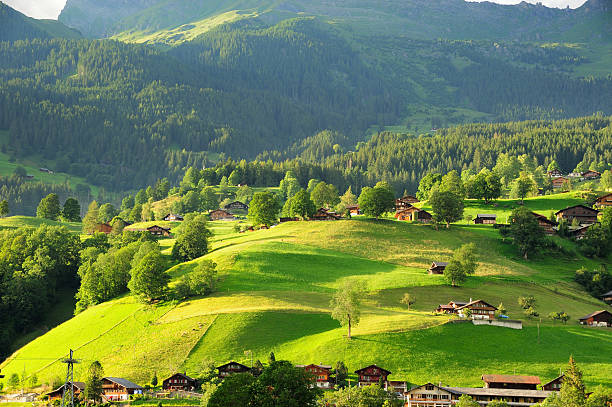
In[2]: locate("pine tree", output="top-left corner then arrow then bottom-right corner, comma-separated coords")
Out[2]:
560,356 -> 586,407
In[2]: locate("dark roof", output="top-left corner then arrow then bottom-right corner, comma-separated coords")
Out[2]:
601,290 -> 612,297
431,261 -> 448,267
450,301 -> 468,306
147,225 -> 170,231
531,212 -> 558,226
476,214 -> 497,218
103,377 -> 142,389
296,364 -> 332,370
481,374 -> 541,385
354,364 -> 391,375
216,361 -> 251,371
164,373 -> 195,382
542,374 -> 564,387
456,300 -> 497,311
443,386 -> 552,398
555,205 -> 599,215
579,310 -> 612,320
46,382 -> 86,395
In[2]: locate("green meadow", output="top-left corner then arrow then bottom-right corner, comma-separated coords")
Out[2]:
1,193 -> 611,390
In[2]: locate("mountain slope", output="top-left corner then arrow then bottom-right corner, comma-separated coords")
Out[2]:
1,216 -> 610,388
59,0 -> 609,43
0,2 -> 81,41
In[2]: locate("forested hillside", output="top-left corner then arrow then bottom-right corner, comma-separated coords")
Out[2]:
0,2 -> 80,42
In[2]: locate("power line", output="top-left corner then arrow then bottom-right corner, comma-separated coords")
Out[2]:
61,350 -> 80,407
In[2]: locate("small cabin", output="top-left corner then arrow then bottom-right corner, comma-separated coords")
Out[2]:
474,214 -> 497,224
542,375 -> 564,391
547,169 -> 563,178
311,208 -> 342,221
95,223 -> 113,235
531,212 -> 557,235
395,195 -> 419,211
162,373 -> 197,391
163,214 -> 184,222
428,261 -> 448,275
567,224 -> 593,240
581,170 -> 601,179
595,193 -> 612,208
579,310 -> 612,327
223,201 -> 249,212
354,365 -> 391,388
296,364 -> 333,389
280,217 -> 300,223
482,374 -> 540,390
217,362 -> 251,378
601,290 -> 612,304
101,377 -> 143,401
346,205 -> 361,215
555,205 -> 599,224
46,382 -> 85,401
437,299 -> 497,320
147,225 -> 171,237
210,209 -> 236,221
395,206 -> 432,223
551,177 -> 568,188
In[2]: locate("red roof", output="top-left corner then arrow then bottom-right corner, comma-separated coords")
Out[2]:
482,375 -> 541,385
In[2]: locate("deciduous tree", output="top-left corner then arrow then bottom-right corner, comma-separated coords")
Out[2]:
430,190 -> 464,228
330,280 -> 363,339
172,215 -> 212,261
248,191 -> 280,227
36,193 -> 61,220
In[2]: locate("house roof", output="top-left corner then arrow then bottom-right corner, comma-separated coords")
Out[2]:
476,214 -> 497,218
354,364 -> 391,375
216,361 -> 251,371
147,225 -> 170,231
555,205 -> 599,215
582,170 -> 601,176
542,374 -> 564,387
47,382 -> 86,395
450,301 -> 468,306
597,193 -> 612,201
481,374 -> 541,385
431,261 -> 448,267
164,373 -> 195,382
532,212 -> 557,225
437,304 -> 455,310
296,364 -> 332,370
443,386 -> 552,398
103,377 -> 143,389
601,290 -> 612,297
456,300 -> 497,311
579,310 -> 612,320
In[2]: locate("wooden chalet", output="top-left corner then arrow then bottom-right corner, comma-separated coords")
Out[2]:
296,364 -> 333,389
217,362 -> 251,378
551,176 -> 569,189
311,208 -> 342,221
147,225 -> 171,237
405,383 -> 553,407
547,169 -> 563,178
474,214 -> 497,224
579,310 -> 612,327
163,214 -> 184,222
582,170 -> 601,179
436,299 -> 497,320
355,365 -> 391,388
94,223 -> 113,234
162,373 -> 197,391
595,193 -> 612,208
346,205 -> 361,215
601,290 -> 612,304
428,261 -> 448,275
531,212 -> 557,235
46,382 -> 85,401
279,217 -> 300,223
395,206 -> 433,223
396,195 -> 419,211
209,209 -> 235,221
223,201 -> 249,212
482,374 -> 540,390
542,374 -> 564,391
555,205 -> 599,224
101,377 -> 143,401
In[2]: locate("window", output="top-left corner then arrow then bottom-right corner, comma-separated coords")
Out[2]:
426,385 -> 434,391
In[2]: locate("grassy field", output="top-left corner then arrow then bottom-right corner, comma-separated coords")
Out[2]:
0,216 -> 82,233
1,193 -> 611,391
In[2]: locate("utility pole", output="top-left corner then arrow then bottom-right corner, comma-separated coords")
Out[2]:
61,349 -> 80,407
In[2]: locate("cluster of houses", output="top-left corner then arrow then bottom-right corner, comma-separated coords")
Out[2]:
547,169 -> 602,189
210,201 -> 250,221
